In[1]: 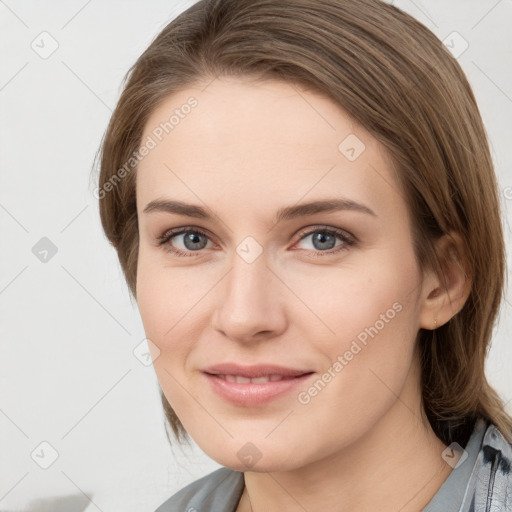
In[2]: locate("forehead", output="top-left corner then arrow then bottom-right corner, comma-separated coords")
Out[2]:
136,77 -> 399,219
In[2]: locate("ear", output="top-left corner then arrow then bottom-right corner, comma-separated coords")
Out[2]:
418,231 -> 471,330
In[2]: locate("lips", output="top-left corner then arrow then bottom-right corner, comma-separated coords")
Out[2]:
217,374 -> 286,383
203,363 -> 312,379
202,363 -> 315,406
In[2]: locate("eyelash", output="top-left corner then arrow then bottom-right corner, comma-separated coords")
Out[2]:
156,225 -> 356,258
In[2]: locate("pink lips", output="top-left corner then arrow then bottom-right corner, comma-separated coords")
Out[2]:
203,363 -> 314,406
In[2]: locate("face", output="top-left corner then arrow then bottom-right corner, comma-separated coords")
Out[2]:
136,76 -> 426,472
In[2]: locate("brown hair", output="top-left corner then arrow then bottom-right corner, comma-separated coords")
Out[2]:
94,0 -> 512,446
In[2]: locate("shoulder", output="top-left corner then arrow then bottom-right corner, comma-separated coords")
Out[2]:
468,421 -> 512,510
155,467 -> 245,512
483,422 -> 512,461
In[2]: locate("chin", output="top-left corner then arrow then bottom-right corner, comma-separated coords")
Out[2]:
195,435 -> 312,473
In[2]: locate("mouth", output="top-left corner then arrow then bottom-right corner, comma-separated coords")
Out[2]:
210,374 -> 306,383
202,363 -> 315,406
203,363 -> 313,379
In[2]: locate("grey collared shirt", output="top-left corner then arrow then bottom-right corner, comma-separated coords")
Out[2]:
155,419 -> 512,511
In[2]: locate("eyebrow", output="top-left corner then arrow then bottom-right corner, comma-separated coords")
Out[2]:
143,198 -> 377,223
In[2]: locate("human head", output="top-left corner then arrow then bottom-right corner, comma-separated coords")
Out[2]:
95,0 -> 512,450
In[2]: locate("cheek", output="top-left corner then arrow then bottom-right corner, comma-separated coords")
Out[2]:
286,251 -> 421,398
136,250 -> 227,398
289,250 -> 421,421
136,259 -> 170,340
136,250 -> 209,341
282,249 -> 419,346
136,256 -> 205,409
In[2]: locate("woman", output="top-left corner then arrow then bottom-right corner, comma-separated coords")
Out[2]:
95,0 -> 512,510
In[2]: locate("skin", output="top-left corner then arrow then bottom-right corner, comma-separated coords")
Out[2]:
135,76 -> 469,511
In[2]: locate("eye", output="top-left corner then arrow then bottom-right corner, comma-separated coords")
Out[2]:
156,225 -> 356,257
293,226 -> 355,256
156,227 -> 214,256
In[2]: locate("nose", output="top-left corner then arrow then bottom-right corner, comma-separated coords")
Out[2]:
211,251 -> 288,344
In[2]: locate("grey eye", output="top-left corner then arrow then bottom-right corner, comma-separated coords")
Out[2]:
175,232 -> 210,251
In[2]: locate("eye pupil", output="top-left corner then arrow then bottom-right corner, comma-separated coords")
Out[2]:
184,232 -> 208,250
312,232 -> 336,250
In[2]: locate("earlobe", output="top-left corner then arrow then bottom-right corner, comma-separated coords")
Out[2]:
419,232 -> 471,330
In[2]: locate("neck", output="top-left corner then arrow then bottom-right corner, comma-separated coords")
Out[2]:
237,355 -> 452,512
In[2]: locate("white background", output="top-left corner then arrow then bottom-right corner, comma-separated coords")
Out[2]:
1,1 -> 511,511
